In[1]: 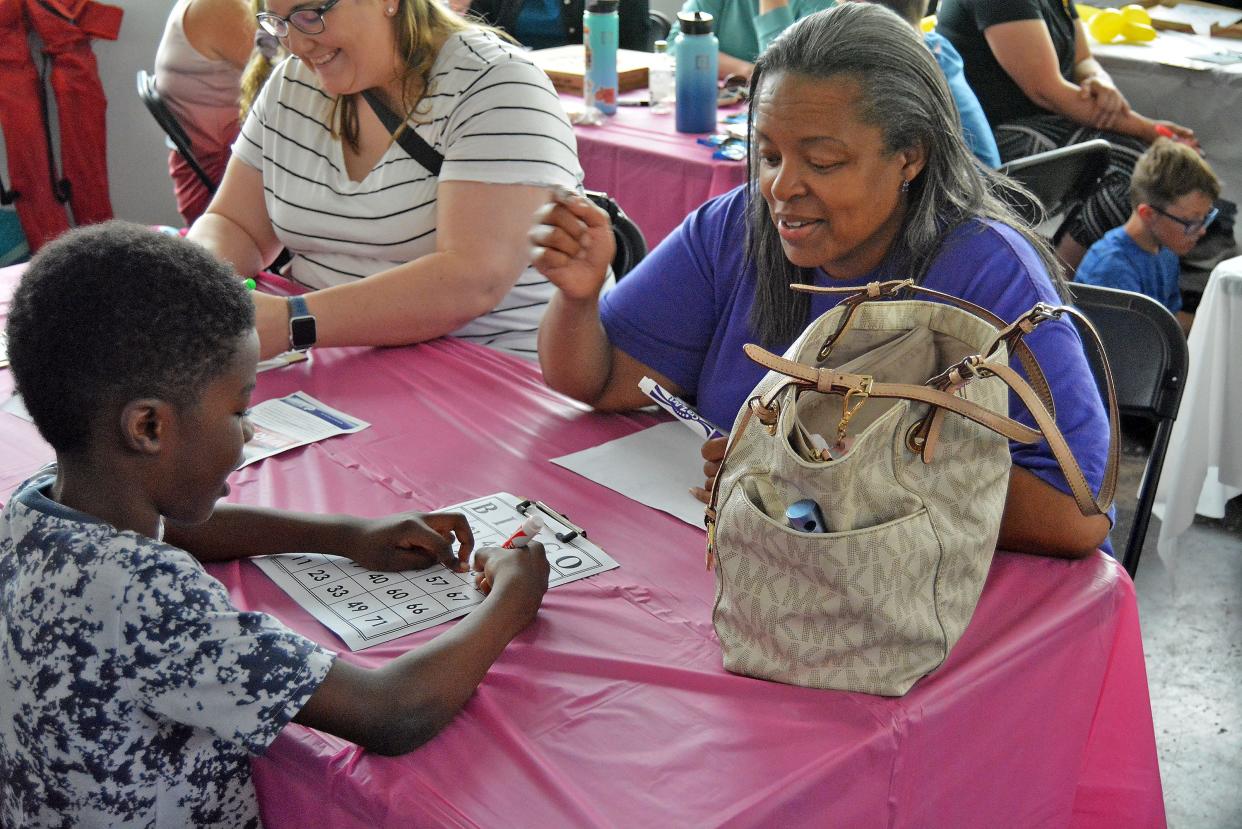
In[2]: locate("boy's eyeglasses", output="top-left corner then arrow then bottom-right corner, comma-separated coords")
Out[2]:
256,0 -> 341,38
1150,203 -> 1219,235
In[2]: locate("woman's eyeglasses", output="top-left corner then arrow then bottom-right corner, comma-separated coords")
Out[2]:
1151,203 -> 1219,235
256,0 -> 342,38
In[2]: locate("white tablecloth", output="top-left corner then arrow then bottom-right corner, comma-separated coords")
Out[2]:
1153,255 -> 1242,560
1094,30 -> 1242,203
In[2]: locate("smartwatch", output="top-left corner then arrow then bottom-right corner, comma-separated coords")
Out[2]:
286,295 -> 317,352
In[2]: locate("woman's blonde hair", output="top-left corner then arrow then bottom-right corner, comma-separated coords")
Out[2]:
240,0 -> 283,120
330,0 -> 482,151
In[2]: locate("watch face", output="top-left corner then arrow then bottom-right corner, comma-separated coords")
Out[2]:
289,315 -> 316,349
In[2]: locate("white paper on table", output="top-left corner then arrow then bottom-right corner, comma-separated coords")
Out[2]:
256,349 -> 311,373
1150,3 -> 1242,35
0,331 -> 8,368
2,392 -> 30,422
241,391 -> 369,467
551,421 -> 708,528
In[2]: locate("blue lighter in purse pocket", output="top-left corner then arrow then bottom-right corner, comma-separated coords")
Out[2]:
785,499 -> 827,533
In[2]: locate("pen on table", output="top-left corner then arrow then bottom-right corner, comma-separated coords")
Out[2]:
617,99 -> 651,107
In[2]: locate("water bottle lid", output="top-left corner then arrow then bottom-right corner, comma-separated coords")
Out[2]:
677,10 -> 714,34
586,0 -> 618,13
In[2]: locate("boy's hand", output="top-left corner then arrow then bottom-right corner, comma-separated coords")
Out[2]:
348,512 -> 474,573
471,542 -> 550,622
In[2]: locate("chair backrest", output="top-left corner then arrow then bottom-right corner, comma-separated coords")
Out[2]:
135,69 -> 217,195
647,10 -> 672,50
1068,282 -> 1189,578
1000,139 -> 1111,227
585,190 -> 648,279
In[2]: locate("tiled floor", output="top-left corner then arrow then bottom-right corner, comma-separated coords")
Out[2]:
1113,434 -> 1242,828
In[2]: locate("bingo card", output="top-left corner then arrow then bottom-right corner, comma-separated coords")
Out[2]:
253,492 -> 617,650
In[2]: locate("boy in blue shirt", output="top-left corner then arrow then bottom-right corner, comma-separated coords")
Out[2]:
0,222 -> 549,828
1075,138 -> 1221,334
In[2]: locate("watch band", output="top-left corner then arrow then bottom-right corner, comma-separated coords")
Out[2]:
286,295 -> 317,352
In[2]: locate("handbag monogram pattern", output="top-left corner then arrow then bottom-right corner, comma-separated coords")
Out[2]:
705,280 -> 1118,696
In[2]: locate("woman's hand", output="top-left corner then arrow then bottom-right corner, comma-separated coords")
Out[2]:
346,511 -> 475,573
1078,75 -> 1129,129
530,194 -> 615,303
1151,120 -> 1200,152
690,435 -> 728,504
252,290 -> 293,360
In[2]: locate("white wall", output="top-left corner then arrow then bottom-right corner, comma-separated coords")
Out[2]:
651,0 -> 683,21
0,1 -> 182,229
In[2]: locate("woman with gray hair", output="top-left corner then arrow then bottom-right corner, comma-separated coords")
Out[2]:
530,3 -> 1112,558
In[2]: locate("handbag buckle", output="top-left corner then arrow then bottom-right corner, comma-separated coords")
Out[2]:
749,395 -> 780,435
836,376 -> 873,444
1027,302 -> 1062,325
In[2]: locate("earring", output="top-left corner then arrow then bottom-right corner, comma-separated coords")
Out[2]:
386,5 -> 396,14
900,179 -> 910,194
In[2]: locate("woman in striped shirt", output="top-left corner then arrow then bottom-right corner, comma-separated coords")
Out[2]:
188,0 -> 582,359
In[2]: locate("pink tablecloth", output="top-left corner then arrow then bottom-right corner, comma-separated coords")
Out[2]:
0,263 -> 1164,827
567,97 -> 747,248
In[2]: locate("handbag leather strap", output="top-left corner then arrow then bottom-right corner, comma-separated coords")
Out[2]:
740,302 -> 1120,518
360,89 -> 443,176
792,280 -> 1057,419
743,347 -> 1043,444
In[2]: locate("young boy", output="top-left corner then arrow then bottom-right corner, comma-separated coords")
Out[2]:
1075,138 -> 1221,334
0,222 -> 549,828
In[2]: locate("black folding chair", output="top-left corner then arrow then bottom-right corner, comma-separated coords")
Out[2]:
585,190 -> 648,279
1000,139 -> 1111,235
1068,282 -> 1189,578
136,69 -> 217,196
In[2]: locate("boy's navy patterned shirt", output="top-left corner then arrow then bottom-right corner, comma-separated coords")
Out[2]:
0,469 -> 336,828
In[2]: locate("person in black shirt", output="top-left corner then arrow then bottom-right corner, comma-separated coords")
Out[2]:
936,0 -> 1197,271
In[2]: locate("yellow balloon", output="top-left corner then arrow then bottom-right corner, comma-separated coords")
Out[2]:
1089,8 -> 1124,42
1123,21 -> 1158,41
1076,3 -> 1101,20
1121,4 -> 1152,25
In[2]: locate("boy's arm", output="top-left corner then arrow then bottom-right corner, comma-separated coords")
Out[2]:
294,544 -> 550,755
163,504 -> 473,572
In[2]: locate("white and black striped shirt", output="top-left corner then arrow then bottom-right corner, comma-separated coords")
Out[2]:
233,29 -> 582,357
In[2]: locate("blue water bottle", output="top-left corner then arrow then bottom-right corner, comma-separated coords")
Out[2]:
584,0 -> 619,115
674,11 -> 718,133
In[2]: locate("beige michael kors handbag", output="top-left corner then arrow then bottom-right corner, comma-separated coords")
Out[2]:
705,279 -> 1118,696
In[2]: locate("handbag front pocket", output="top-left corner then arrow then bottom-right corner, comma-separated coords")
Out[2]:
713,483 -> 948,694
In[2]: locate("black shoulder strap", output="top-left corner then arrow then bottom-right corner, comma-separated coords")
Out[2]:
360,89 -> 443,176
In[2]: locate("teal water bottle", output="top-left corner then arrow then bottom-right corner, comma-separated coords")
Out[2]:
674,11 -> 718,133
584,0 -> 619,115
